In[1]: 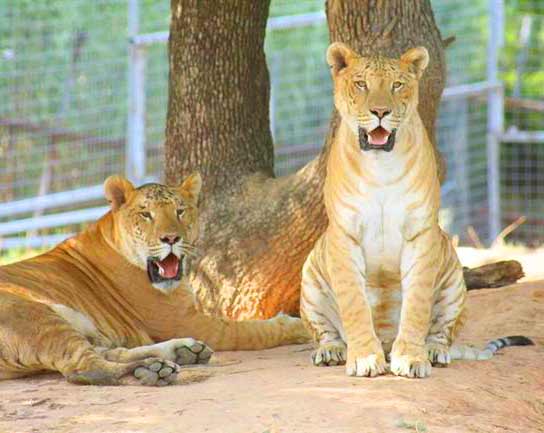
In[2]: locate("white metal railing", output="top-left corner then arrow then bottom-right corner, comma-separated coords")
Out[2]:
441,80 -> 502,99
0,233 -> 76,250
0,185 -> 104,218
486,0 -> 505,242
126,0 -> 147,183
500,128 -> 544,143
0,206 -> 108,237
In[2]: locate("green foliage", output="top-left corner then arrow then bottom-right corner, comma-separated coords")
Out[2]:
517,0 -> 544,15
433,0 -> 489,85
0,246 -> 47,265
396,418 -> 428,433
502,3 -> 544,116
269,0 -> 322,18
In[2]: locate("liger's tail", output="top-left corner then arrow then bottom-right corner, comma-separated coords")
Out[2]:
450,335 -> 534,361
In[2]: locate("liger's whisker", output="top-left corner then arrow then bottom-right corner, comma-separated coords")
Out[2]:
181,249 -> 200,258
180,242 -> 199,252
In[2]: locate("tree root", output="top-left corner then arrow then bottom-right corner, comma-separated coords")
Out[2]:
464,261 -> 524,290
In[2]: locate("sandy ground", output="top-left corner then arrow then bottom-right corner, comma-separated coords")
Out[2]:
0,281 -> 542,433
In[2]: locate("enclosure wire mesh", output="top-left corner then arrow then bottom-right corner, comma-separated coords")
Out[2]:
499,1 -> 544,245
0,0 -> 542,247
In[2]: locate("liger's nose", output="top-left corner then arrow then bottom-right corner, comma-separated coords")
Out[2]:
160,234 -> 181,245
370,107 -> 392,119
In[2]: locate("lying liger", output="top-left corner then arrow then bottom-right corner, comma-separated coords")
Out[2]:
0,173 -> 308,385
300,43 -> 533,378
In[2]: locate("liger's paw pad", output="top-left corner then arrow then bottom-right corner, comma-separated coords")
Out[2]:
175,339 -> 214,366
133,358 -> 180,386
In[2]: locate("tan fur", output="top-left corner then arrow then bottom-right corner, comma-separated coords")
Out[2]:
0,174 -> 308,385
300,43 -> 466,378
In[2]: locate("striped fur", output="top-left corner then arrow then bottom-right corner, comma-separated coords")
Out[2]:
300,43 -> 532,379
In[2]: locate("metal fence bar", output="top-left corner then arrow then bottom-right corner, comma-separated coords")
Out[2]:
451,99 -> 470,231
442,80 -> 501,99
126,0 -> 146,183
0,174 -> 158,218
0,185 -> 104,218
1,233 -> 74,250
130,11 -> 327,49
500,129 -> 544,143
486,0 -> 505,242
130,31 -> 168,46
267,11 -> 325,29
0,206 -> 109,236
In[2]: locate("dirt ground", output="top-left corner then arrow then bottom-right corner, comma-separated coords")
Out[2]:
0,280 -> 542,433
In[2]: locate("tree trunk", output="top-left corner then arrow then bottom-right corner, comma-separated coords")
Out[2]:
165,0 -> 274,192
165,0 -> 446,319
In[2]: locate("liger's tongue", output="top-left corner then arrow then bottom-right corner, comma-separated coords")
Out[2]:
368,126 -> 390,145
157,254 -> 179,279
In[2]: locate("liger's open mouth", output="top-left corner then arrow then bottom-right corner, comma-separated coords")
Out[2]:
359,126 -> 396,152
147,253 -> 183,284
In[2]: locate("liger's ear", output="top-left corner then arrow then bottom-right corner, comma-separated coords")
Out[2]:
326,42 -> 358,75
104,175 -> 135,212
177,172 -> 202,205
400,47 -> 429,79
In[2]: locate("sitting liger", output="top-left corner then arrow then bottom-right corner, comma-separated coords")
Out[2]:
300,43 -> 533,378
0,173 -> 308,386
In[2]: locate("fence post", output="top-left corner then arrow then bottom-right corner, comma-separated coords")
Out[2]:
452,99 -> 470,233
126,0 -> 146,183
486,0 -> 505,242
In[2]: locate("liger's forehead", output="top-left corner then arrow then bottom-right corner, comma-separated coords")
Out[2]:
135,184 -> 180,205
350,56 -> 413,79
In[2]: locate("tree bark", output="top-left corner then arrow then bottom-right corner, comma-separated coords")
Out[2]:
165,0 -> 274,192
165,0 -> 447,319
464,261 -> 524,290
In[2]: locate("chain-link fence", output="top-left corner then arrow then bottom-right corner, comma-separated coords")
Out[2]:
499,1 -> 544,246
1,0 -> 543,249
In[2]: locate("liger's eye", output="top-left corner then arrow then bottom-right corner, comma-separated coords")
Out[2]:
176,208 -> 186,219
139,211 -> 153,220
392,81 -> 404,90
354,80 -> 367,90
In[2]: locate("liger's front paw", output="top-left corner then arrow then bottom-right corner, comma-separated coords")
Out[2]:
312,341 -> 347,366
390,342 -> 431,378
345,348 -> 387,377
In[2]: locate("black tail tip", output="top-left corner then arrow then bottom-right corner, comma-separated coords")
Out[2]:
504,335 -> 535,346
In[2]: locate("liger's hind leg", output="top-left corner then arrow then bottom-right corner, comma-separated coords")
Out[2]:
0,294 -> 178,386
426,238 -> 467,367
300,248 -> 346,367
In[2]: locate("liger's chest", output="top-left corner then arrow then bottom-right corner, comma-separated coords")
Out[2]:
357,186 -> 413,270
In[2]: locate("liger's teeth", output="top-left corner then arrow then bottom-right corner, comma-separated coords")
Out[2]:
158,264 -> 165,277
